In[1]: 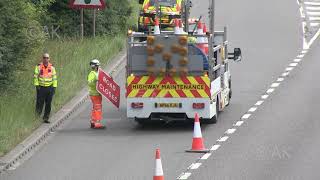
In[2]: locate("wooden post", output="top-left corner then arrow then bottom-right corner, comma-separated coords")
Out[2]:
93,9 -> 96,38
80,9 -> 84,40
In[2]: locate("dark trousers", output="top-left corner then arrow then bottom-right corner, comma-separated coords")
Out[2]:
36,86 -> 54,120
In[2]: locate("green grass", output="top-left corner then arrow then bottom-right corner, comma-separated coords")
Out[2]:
0,0 -> 140,157
0,35 -> 125,157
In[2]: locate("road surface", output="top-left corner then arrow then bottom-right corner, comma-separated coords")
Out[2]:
2,0 -> 316,179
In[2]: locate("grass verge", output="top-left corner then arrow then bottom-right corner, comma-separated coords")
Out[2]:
0,35 -> 125,157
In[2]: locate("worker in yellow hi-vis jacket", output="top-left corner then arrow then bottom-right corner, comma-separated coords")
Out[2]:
33,53 -> 57,123
87,59 -> 104,129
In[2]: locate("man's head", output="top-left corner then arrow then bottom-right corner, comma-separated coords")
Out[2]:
90,59 -> 100,70
42,53 -> 50,65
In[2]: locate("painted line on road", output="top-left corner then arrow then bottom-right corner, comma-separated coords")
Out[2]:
200,153 -> 212,160
217,136 -> 229,142
248,107 -> 258,112
189,163 -> 202,170
271,83 -> 280,88
225,128 -> 237,134
290,63 -> 299,67
261,94 -> 269,99
294,58 -> 302,62
177,48 -> 310,179
277,77 -> 285,82
234,121 -> 244,127
177,172 -> 192,180
241,114 -> 251,119
176,3 -> 314,177
210,144 -> 221,151
267,88 -> 275,94
255,100 -> 264,106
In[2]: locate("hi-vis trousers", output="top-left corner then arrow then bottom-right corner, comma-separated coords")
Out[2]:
90,95 -> 102,122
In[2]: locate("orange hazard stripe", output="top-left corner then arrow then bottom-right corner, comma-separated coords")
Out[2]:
126,76 -> 211,98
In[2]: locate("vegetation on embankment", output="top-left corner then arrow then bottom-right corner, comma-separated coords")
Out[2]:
0,0 -> 139,156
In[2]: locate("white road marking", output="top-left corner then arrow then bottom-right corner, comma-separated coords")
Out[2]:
217,136 -> 229,142
190,163 -> 202,170
271,83 -> 280,88
307,11 -> 320,16
294,58 -> 302,62
210,144 -> 221,151
267,88 -> 275,94
286,67 -> 294,71
248,107 -> 257,112
261,94 -> 269,99
255,100 -> 264,106
306,6 -> 320,11
290,63 -> 298,67
277,78 -> 284,82
309,16 -> 320,21
297,54 -> 304,58
201,153 -> 211,160
178,2 -> 312,179
241,114 -> 251,119
310,22 -> 320,27
178,172 -> 192,179
225,128 -> 237,134
234,121 -> 244,126
304,2 -> 320,6
282,72 -> 290,77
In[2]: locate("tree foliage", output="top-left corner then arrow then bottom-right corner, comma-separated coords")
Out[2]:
0,0 -> 44,89
0,0 -> 135,90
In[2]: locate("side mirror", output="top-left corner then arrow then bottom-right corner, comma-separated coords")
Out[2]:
228,48 -> 242,62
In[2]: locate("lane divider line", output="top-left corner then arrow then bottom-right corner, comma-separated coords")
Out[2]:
176,3 -> 316,177
255,101 -> 264,106
176,47 -> 310,179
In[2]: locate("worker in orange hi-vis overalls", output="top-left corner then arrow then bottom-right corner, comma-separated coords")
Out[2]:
87,59 -> 104,129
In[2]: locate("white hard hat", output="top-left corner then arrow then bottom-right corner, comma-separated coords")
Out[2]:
90,59 -> 100,67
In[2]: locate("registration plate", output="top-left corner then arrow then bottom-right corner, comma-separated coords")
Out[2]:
155,103 -> 182,108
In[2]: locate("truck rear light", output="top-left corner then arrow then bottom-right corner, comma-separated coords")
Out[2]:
131,102 -> 144,109
193,103 -> 205,109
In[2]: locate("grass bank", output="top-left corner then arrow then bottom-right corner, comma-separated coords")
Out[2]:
0,35 -> 125,156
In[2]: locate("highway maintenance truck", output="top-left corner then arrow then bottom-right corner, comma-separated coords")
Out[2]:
126,0 -> 242,124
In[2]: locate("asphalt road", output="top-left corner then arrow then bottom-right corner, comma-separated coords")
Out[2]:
1,0 -> 307,179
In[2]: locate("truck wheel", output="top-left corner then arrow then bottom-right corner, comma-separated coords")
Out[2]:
135,117 -> 148,126
229,79 -> 232,99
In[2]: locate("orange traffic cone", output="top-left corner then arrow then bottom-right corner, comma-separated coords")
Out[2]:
154,18 -> 161,35
196,21 -> 207,55
178,19 -> 187,34
202,23 -> 209,54
186,113 -> 209,153
174,19 -> 180,35
154,149 -> 164,180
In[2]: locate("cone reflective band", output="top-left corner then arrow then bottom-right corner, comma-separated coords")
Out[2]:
154,149 -> 164,180
154,18 -> 161,35
186,113 -> 209,153
174,19 -> 180,35
196,21 -> 208,55
202,24 -> 209,54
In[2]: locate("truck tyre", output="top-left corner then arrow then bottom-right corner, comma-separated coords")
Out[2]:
229,79 -> 232,100
135,117 -> 149,126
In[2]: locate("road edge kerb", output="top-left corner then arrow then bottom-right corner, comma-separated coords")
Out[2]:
0,50 -> 127,174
